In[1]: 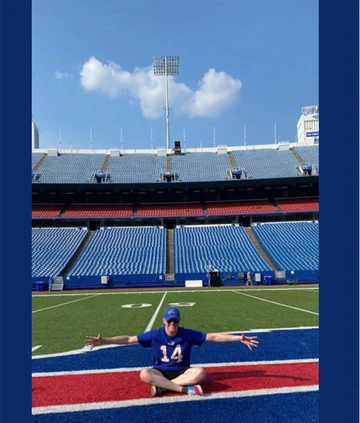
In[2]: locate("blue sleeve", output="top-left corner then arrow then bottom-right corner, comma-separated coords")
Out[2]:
187,329 -> 207,347
137,331 -> 153,348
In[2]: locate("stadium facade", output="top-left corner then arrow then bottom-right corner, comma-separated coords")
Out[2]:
31,107 -> 319,291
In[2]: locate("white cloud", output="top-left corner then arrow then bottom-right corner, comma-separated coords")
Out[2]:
55,71 -> 73,80
80,56 -> 242,118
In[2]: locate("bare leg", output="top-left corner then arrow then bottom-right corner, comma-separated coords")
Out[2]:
140,367 -> 206,393
171,367 -> 206,386
140,368 -> 183,393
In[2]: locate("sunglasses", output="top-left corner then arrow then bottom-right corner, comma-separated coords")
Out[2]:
167,319 -> 179,324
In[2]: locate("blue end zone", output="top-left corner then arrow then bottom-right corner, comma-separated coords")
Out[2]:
33,391 -> 319,423
33,328 -> 318,373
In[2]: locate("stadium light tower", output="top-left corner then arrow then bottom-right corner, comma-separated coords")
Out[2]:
153,56 -> 179,150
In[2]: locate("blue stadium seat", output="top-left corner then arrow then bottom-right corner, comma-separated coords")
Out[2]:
174,225 -> 271,273
251,221 -> 319,271
67,227 -> 166,276
32,228 -> 88,277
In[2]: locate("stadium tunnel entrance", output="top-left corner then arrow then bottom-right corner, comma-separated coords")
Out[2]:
165,219 -> 176,229
89,220 -> 101,231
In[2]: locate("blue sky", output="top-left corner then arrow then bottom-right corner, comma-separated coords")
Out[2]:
32,0 -> 318,150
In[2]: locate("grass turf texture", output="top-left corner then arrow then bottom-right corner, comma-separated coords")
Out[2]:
32,287 -> 318,355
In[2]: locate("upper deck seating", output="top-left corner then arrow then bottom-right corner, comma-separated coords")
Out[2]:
172,153 -> 231,181
106,154 -> 166,183
34,153 -> 107,183
232,149 -> 300,179
294,145 -> 319,169
32,153 -> 43,170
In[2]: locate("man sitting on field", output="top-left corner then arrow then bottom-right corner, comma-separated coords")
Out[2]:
85,306 -> 259,396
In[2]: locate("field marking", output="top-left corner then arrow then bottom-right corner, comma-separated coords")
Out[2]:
32,326 -> 318,359
32,384 -> 318,415
144,292 -> 168,332
32,293 -> 103,314
32,345 -> 42,352
32,358 -> 318,377
32,287 -> 318,298
231,290 -> 319,315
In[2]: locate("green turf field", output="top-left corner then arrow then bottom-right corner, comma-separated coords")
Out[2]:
32,286 -> 318,356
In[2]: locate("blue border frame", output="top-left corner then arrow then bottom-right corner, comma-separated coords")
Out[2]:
319,0 -> 359,421
0,0 -> 32,421
1,0 -> 358,421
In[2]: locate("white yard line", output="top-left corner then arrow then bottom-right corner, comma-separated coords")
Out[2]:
231,290 -> 319,315
32,287 -> 318,298
32,293 -> 103,314
32,385 -> 318,415
144,292 -> 168,332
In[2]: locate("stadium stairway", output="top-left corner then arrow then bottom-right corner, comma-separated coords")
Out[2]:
244,227 -> 279,271
57,204 -> 70,217
166,155 -> 172,172
201,200 -> 208,215
291,148 -> 306,166
133,202 -> 138,216
59,231 -> 96,277
32,153 -> 47,172
166,228 -> 175,278
270,199 -> 280,212
228,152 -> 239,169
100,154 -> 110,173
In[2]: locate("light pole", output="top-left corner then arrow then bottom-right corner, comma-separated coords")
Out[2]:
153,56 -> 179,150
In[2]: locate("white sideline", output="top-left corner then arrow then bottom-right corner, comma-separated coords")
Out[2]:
32,385 -> 319,415
32,287 -> 318,298
32,293 -> 103,313
231,290 -> 319,315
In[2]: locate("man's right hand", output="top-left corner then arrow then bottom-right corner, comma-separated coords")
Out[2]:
85,334 -> 102,350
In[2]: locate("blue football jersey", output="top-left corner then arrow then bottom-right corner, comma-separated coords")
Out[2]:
137,327 -> 207,371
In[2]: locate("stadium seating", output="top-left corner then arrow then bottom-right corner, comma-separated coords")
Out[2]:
206,200 -> 275,215
63,205 -> 133,217
32,146 -> 319,183
174,225 -> 272,273
232,149 -> 300,179
67,227 -> 166,276
137,203 -> 204,217
32,228 -> 88,277
172,153 -> 231,181
106,154 -> 167,183
33,153 -> 107,183
251,221 -> 319,272
32,205 -> 63,218
32,153 -> 43,169
275,198 -> 319,212
294,145 -> 319,169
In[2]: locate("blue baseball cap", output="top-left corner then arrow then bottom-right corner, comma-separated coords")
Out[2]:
164,306 -> 180,321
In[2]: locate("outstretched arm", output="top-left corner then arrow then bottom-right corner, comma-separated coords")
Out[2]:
206,333 -> 259,350
85,334 -> 139,350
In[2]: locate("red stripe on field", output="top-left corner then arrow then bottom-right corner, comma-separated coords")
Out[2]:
32,362 -> 318,407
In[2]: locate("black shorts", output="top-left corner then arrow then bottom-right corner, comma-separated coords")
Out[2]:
153,367 -> 189,380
